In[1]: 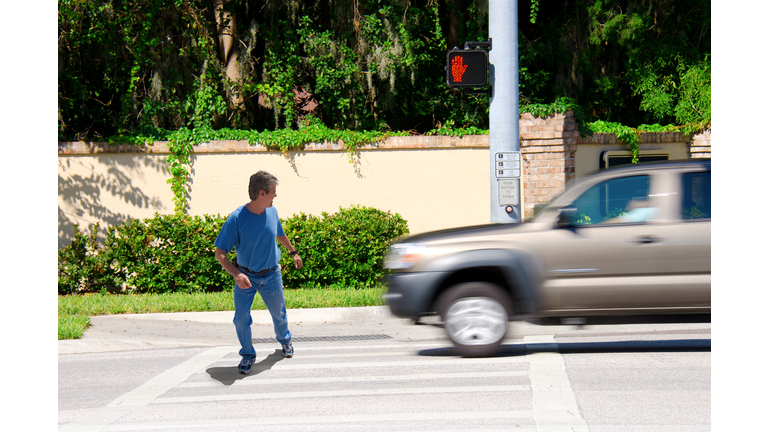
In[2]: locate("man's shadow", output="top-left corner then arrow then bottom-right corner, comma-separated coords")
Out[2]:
206,349 -> 285,386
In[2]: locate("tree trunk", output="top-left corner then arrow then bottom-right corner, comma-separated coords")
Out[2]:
447,0 -> 465,50
214,0 -> 244,113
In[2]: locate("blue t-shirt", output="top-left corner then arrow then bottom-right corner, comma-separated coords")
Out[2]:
215,205 -> 285,272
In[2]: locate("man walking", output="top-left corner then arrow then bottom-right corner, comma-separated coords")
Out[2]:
214,171 -> 303,375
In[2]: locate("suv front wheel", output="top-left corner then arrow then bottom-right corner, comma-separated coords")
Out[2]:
436,282 -> 512,357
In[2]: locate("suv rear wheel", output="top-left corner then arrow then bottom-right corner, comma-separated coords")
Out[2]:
436,282 -> 512,357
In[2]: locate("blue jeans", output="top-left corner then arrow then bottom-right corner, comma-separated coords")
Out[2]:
233,266 -> 291,360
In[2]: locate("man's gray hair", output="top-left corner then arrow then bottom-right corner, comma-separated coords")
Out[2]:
248,171 -> 278,200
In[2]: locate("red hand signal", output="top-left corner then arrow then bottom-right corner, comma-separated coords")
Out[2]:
451,55 -> 469,83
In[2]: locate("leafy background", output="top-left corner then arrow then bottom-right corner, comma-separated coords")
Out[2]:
58,0 -> 711,141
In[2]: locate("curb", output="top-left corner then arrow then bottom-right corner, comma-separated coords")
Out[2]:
58,340 -> 232,355
95,306 -> 395,324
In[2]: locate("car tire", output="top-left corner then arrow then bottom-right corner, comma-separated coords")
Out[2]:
436,282 -> 513,357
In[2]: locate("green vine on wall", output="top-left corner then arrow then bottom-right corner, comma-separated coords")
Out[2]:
587,121 -> 641,163
425,119 -> 488,137
587,121 -> 678,163
109,118 -> 413,213
520,97 -> 593,139
519,97 -> 692,163
166,139 -> 194,215
106,99 -> 694,213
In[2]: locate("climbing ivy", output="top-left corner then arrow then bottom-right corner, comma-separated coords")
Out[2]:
425,119 -> 488,137
588,120 -> 642,163
520,97 -> 592,138
108,118 -> 411,211
587,120 -> 679,163
107,99 -> 694,212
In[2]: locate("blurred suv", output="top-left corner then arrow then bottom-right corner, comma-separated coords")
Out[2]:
383,159 -> 711,356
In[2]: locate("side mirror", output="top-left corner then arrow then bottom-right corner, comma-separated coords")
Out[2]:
557,206 -> 578,227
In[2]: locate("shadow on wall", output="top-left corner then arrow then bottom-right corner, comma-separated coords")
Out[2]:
58,155 -> 169,248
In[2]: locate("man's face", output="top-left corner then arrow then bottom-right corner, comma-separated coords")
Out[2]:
261,184 -> 277,207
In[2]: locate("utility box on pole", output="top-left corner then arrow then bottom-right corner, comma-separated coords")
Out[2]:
488,0 -> 520,223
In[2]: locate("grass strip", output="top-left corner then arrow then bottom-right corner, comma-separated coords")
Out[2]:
58,315 -> 91,340
58,286 -> 388,340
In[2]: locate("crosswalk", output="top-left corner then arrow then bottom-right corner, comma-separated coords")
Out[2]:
60,337 -> 589,432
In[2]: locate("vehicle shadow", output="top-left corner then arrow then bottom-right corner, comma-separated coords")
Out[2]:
206,349 -> 284,386
418,338 -> 711,358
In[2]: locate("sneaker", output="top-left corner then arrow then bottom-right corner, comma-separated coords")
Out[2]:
238,357 -> 254,375
281,342 -> 294,358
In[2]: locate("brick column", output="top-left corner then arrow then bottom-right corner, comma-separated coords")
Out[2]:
689,130 -> 711,159
519,111 -> 579,221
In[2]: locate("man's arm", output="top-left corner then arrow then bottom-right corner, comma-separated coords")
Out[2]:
215,247 -> 252,288
277,235 -> 303,269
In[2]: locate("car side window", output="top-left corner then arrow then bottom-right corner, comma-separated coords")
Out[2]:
682,171 -> 711,220
568,175 -> 654,225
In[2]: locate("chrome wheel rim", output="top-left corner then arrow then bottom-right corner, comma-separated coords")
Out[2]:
444,297 -> 508,346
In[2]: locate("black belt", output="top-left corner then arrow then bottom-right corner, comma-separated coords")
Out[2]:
237,264 -> 278,275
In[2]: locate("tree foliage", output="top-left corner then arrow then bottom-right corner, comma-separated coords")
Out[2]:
58,0 -> 711,141
519,0 -> 710,127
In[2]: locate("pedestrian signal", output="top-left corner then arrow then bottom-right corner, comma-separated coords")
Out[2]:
446,49 -> 488,88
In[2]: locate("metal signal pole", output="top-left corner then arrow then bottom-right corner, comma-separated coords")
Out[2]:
489,0 -> 521,223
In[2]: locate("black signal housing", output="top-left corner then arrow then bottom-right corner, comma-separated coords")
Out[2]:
446,49 -> 489,88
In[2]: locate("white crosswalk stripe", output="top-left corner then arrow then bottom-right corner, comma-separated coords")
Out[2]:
63,338 -> 588,432
178,370 -> 529,388
525,335 -> 589,432
100,411 -> 537,431
156,385 -> 531,403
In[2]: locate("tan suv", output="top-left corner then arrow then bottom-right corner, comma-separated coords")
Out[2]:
383,160 -> 711,356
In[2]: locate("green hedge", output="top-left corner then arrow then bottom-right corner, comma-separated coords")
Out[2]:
58,214 -> 232,295
58,206 -> 408,295
279,206 -> 409,288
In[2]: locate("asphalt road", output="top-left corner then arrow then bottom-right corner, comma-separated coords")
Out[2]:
58,307 -> 711,431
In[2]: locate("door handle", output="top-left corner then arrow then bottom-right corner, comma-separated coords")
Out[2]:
634,236 -> 660,245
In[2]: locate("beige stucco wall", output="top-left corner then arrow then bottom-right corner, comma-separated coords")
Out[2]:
574,134 -> 691,179
187,148 -> 491,230
58,154 -> 175,247
58,147 -> 490,248
58,124 -> 710,249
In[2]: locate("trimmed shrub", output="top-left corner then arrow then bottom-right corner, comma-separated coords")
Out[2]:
103,213 -> 233,294
279,206 -> 409,288
58,223 -> 117,295
58,206 -> 409,294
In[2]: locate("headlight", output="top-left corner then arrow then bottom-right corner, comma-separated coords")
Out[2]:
384,243 -> 427,269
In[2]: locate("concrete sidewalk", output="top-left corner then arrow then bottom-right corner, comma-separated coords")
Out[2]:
58,306 -> 448,355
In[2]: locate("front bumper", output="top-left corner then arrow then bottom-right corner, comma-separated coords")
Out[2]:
383,271 -> 447,319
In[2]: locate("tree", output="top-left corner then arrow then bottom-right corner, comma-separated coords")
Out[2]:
517,0 -> 710,127
58,0 -> 711,141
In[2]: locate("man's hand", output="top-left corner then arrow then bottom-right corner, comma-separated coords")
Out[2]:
277,235 -> 303,270
235,272 -> 252,288
215,247 -> 252,289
